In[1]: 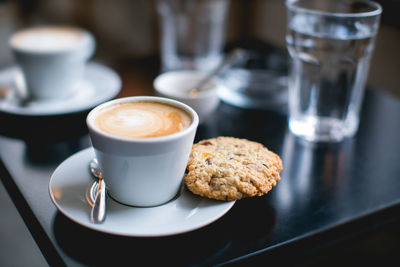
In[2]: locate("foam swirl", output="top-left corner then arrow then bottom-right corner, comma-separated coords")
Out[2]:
94,101 -> 191,138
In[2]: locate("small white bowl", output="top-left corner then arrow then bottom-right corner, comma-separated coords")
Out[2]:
153,70 -> 221,123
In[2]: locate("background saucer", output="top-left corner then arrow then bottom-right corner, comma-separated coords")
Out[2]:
0,62 -> 121,116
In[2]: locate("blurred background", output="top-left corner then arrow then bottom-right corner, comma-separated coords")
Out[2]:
0,0 -> 398,97
0,0 -> 399,266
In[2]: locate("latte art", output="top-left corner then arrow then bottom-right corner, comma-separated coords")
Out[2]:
94,101 -> 192,138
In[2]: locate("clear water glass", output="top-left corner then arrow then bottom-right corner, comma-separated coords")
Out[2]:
156,0 -> 230,72
286,0 -> 382,142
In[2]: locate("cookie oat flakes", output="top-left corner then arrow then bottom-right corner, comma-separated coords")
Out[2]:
185,137 -> 282,201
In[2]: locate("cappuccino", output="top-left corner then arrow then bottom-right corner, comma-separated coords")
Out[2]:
94,101 -> 192,138
87,96 -> 199,206
10,26 -> 90,52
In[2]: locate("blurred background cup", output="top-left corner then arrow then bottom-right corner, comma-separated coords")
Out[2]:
156,0 -> 230,72
153,70 -> 221,123
9,25 -> 95,101
286,0 -> 382,142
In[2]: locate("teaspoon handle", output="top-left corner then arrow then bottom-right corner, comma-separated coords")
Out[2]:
90,179 -> 106,224
194,48 -> 246,91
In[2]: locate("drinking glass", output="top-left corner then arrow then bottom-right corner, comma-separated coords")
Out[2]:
286,0 -> 382,142
156,0 -> 230,72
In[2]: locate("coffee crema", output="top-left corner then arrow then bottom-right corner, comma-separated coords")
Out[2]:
94,101 -> 192,138
10,26 -> 87,52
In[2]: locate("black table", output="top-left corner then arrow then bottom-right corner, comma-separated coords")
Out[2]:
1,89 -> 400,266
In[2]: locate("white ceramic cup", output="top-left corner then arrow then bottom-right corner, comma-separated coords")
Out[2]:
9,26 -> 95,101
153,70 -> 221,123
86,96 -> 199,207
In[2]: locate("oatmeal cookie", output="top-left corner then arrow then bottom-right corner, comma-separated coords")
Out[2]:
184,137 -> 282,201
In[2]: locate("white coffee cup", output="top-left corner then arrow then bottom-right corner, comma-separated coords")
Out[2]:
9,26 -> 95,101
86,96 -> 199,207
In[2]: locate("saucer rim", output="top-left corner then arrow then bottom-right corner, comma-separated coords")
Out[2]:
49,147 -> 236,237
0,62 -> 121,116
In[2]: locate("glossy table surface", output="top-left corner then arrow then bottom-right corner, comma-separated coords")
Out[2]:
1,61 -> 400,266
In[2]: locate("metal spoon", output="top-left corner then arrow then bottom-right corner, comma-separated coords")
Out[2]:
89,158 -> 106,224
188,48 -> 247,97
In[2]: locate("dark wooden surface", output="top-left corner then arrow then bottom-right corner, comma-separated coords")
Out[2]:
1,59 -> 400,266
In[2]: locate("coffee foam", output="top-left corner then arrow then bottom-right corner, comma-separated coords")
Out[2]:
10,26 -> 87,52
94,101 -> 192,138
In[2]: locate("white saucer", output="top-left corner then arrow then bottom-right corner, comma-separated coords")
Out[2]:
0,62 -> 121,116
49,148 -> 235,237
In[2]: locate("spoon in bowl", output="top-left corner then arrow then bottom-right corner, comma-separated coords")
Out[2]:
89,158 -> 106,224
188,48 -> 247,97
